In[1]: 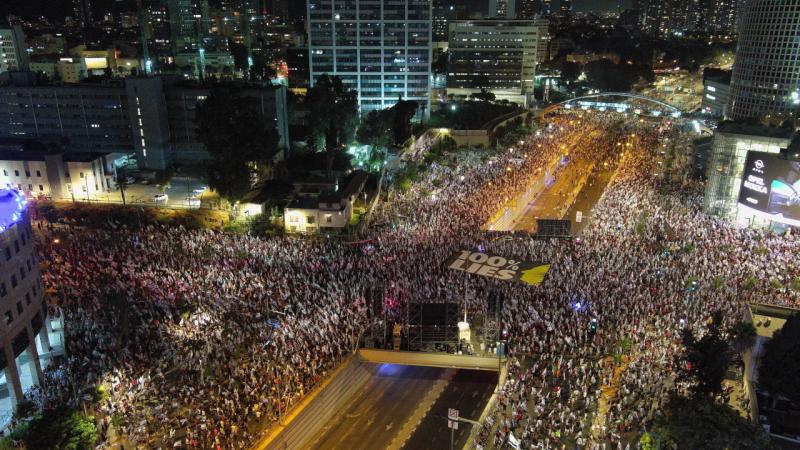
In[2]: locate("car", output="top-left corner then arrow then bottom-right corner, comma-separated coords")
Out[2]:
152,193 -> 168,203
125,177 -> 136,184
192,186 -> 207,196
139,179 -> 151,185
186,197 -> 201,207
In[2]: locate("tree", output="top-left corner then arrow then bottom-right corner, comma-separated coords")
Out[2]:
115,166 -> 129,205
358,109 -> 393,150
585,59 -> 640,92
24,407 -> 97,450
196,87 -> 280,201
681,310 -> 731,396
651,395 -> 772,449
728,320 -> 757,355
390,100 -> 418,145
306,75 -> 359,176
759,313 -> 800,404
470,89 -> 496,103
559,61 -> 581,84
154,168 -> 174,193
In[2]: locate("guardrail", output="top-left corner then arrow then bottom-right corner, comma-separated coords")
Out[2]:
358,349 -> 502,372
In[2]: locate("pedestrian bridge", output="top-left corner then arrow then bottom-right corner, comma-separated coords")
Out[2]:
540,92 -> 683,118
359,348 -> 503,372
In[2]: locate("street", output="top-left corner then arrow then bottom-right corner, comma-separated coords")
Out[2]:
63,177 -> 210,209
305,364 -> 496,450
402,369 -> 497,450
307,364 -> 450,450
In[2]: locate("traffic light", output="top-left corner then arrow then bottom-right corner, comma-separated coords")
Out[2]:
589,318 -> 598,335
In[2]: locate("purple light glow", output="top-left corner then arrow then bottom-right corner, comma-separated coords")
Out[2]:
0,189 -> 28,234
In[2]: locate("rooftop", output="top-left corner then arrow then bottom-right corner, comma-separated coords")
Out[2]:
0,148 -> 109,163
716,121 -> 795,140
0,189 -> 27,234
749,303 -> 799,338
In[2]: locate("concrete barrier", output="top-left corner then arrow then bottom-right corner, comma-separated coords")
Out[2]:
257,355 -> 376,450
358,349 -> 501,372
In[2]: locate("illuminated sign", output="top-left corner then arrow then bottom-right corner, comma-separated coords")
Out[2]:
446,250 -> 551,286
738,152 -> 800,226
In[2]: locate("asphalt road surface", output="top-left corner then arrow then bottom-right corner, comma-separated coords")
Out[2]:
307,364 -> 448,450
402,370 -> 497,450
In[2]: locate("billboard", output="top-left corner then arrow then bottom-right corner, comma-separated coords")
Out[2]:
446,250 -> 551,286
738,152 -> 800,226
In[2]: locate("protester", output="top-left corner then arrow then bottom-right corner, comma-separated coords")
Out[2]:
31,112 -> 798,449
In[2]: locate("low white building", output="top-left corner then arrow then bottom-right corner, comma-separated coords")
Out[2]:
0,142 -> 119,200
284,171 -> 368,233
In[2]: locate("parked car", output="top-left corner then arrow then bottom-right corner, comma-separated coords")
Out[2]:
152,193 -> 168,203
186,197 -> 201,207
125,177 -> 136,184
192,186 -> 207,196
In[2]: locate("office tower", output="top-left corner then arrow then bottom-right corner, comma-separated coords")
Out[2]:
0,27 -> 29,74
167,0 -> 210,52
707,0 -> 739,35
433,0 -> 449,41
73,0 -> 93,27
0,76 -> 289,170
640,0 -> 692,37
447,19 -> 549,106
307,0 -> 432,115
727,0 -> 800,123
489,0 -> 517,19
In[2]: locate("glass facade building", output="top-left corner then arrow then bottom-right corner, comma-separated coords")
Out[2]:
704,122 -> 792,221
307,0 -> 432,115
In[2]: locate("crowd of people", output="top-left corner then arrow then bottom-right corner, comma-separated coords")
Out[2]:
28,111 -> 798,449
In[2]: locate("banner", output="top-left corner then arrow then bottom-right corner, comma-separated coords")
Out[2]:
446,250 -> 551,286
738,151 -> 800,226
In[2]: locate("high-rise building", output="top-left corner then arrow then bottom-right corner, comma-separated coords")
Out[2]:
307,0 -> 432,115
433,0 -> 450,41
707,0 -> 739,34
447,19 -> 549,106
636,0 -> 739,36
685,0 -> 740,34
727,0 -> 800,123
72,0 -> 93,27
0,27 -> 29,74
268,0 -> 289,22
167,0 -> 210,52
489,0 -> 517,19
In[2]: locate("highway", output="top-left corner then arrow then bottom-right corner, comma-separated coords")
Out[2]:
402,370 -> 497,450
487,120 -> 636,233
306,364 -> 450,450
511,129 -> 602,232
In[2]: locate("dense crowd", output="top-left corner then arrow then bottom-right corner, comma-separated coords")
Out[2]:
29,111 -> 798,449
